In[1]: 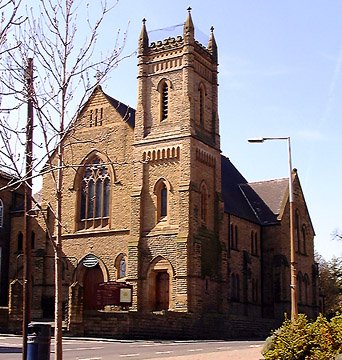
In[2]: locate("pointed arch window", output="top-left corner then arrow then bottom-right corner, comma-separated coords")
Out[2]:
302,225 -> 307,255
160,184 -> 167,218
161,82 -> 169,121
295,210 -> 301,253
79,157 -> 110,229
231,273 -> 240,301
17,232 -> 23,253
158,79 -> 172,122
251,231 -> 258,256
230,223 -> 238,250
115,253 -> 127,279
252,278 -> 259,303
200,182 -> 208,224
154,179 -> 170,223
198,84 -> 206,127
0,199 -> 3,228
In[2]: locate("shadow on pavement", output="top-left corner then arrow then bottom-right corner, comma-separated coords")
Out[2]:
0,346 -> 22,353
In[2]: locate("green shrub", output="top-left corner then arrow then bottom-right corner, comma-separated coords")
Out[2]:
262,313 -> 342,360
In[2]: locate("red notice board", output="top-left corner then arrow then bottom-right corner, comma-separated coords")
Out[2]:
96,282 -> 133,309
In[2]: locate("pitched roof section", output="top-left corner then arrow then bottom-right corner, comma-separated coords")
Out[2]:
221,155 -> 260,223
103,92 -> 135,128
247,179 -> 288,218
221,155 -> 288,225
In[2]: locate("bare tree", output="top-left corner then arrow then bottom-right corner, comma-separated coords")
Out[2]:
0,1 -> 130,359
332,229 -> 342,241
0,0 -> 26,110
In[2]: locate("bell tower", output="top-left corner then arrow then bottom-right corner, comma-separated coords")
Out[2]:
135,8 -> 220,148
131,9 -> 224,314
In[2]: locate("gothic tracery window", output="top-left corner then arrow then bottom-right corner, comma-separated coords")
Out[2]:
80,157 -> 110,229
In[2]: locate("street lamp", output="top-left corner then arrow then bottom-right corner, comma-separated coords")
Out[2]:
248,136 -> 298,321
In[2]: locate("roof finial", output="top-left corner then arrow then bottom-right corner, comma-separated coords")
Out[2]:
208,25 -> 218,63
139,18 -> 149,54
184,6 -> 194,42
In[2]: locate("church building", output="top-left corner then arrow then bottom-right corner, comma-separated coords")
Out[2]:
5,10 -> 319,338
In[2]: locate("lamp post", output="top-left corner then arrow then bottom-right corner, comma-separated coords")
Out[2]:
248,136 -> 298,321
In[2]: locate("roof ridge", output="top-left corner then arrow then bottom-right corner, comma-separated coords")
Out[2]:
247,177 -> 288,185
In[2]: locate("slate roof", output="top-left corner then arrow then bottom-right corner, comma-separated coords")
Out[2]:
247,179 -> 288,218
0,169 -> 17,181
104,92 -> 135,128
221,155 -> 288,225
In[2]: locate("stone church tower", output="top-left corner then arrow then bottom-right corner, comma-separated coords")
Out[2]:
128,9 -> 224,313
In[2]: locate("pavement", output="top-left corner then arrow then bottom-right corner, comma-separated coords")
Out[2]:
151,346 -> 264,360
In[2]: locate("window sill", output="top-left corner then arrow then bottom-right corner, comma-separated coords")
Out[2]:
144,224 -> 179,237
61,228 -> 130,239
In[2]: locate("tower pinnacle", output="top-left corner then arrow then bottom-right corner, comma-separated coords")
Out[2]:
139,18 -> 149,54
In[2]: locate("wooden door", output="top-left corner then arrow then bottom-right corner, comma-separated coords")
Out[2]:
83,265 -> 104,310
155,271 -> 169,311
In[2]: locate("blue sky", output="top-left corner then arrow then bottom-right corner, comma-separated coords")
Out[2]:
11,1 -> 339,261
97,1 -> 342,261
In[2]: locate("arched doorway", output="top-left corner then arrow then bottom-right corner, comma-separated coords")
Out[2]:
83,264 -> 104,310
145,256 -> 173,311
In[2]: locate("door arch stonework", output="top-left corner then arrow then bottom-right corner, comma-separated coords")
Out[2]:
145,256 -> 174,312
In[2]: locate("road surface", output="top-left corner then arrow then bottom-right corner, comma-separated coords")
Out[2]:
0,335 -> 265,359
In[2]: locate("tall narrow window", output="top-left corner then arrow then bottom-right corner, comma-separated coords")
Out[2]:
31,231 -> 35,250
251,231 -> 258,256
302,225 -> 307,255
235,225 -> 238,249
161,82 -> 168,121
252,278 -> 259,303
200,183 -> 208,224
115,254 -> 127,279
17,232 -> 23,253
160,184 -> 167,218
230,223 -> 235,250
80,157 -> 111,229
119,257 -> 127,278
251,231 -> 254,254
199,87 -> 204,126
155,179 -> 170,223
0,199 -> 3,228
231,273 -> 240,301
295,210 -> 301,253
89,107 -> 103,127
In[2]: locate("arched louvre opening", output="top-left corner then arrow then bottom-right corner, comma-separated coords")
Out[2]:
161,82 -> 168,121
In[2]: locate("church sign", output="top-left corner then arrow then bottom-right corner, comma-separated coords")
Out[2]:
96,281 -> 133,308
